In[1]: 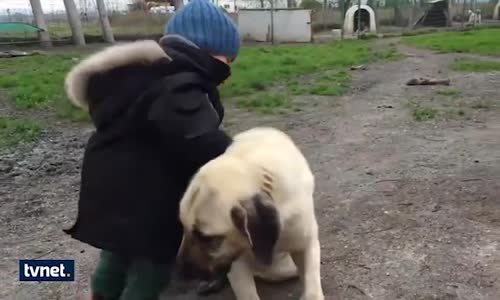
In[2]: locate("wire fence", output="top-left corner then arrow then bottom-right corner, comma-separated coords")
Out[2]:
312,0 -> 499,37
0,1 -> 171,41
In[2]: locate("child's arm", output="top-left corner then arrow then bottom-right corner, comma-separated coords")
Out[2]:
147,72 -> 232,174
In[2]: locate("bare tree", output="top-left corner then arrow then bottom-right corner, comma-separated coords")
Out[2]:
29,0 -> 52,48
63,0 -> 86,46
96,0 -> 115,43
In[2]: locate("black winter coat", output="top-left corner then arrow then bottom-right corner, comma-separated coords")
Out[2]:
63,36 -> 232,263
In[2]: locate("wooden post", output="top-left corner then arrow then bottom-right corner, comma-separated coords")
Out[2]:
63,0 -> 86,46
29,0 -> 52,48
96,0 -> 115,43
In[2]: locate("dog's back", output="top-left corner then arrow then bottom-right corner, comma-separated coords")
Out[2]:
225,128 -> 322,291
225,127 -> 314,207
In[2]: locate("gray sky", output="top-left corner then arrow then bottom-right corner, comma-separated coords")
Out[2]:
0,0 -> 130,12
1,0 -> 64,11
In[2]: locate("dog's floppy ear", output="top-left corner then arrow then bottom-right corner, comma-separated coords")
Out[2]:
231,193 -> 280,266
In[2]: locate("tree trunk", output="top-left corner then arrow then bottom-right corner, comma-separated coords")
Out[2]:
29,0 -> 52,48
260,0 -> 265,8
63,0 -> 86,46
96,0 -> 115,43
174,0 -> 185,10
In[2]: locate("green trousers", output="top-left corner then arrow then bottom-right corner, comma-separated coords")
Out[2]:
91,250 -> 172,300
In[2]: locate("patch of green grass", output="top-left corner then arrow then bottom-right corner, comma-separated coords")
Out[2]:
0,40 -> 399,119
287,71 -> 351,96
287,80 -> 304,95
410,103 -> 468,121
237,93 -> 289,114
451,59 -> 500,72
308,71 -> 351,96
285,47 -> 399,98
402,28 -> 500,55
0,54 -> 88,121
436,89 -> 461,97
369,47 -> 402,62
412,106 -> 438,121
0,117 -> 42,150
222,41 -> 397,97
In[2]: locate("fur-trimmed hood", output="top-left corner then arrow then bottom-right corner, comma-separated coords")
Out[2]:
64,40 -> 171,111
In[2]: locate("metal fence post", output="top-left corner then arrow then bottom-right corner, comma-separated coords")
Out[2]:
357,0 -> 362,39
323,0 -> 327,30
461,0 -> 466,28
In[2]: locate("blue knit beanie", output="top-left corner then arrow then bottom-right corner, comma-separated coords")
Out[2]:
165,0 -> 240,58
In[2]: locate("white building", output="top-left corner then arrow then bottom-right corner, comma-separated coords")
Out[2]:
215,0 -> 305,12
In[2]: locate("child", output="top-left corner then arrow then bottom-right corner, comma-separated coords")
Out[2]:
63,0 -> 240,299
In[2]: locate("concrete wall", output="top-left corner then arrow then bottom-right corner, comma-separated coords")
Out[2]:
239,9 -> 312,43
239,10 -> 270,41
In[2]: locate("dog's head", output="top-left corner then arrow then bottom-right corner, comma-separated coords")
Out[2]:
176,158 -> 280,280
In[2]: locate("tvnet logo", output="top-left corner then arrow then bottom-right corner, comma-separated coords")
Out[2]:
19,260 -> 75,282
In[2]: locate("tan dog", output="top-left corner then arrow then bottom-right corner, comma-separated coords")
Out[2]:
177,127 -> 324,300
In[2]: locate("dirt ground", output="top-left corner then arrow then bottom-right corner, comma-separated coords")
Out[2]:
1,43 -> 499,300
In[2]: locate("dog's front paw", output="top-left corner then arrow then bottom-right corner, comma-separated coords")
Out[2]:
300,292 -> 325,300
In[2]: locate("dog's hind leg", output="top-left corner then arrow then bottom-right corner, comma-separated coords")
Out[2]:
291,227 -> 324,300
254,253 -> 298,282
228,258 -> 260,300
